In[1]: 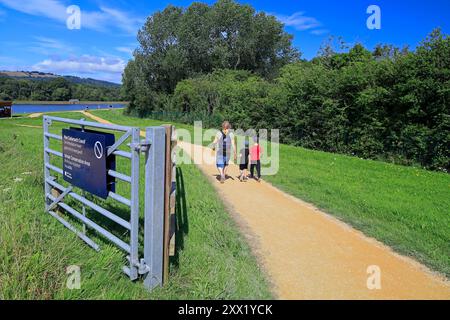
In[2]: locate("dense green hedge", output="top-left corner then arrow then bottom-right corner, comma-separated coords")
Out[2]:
126,29 -> 449,172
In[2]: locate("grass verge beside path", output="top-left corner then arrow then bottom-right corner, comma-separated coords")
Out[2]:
263,145 -> 450,278
90,110 -> 450,278
0,113 -> 272,299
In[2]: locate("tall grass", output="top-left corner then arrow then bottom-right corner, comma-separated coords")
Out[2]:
92,109 -> 450,278
0,113 -> 272,299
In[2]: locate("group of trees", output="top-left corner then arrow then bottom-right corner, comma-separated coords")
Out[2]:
123,0 -> 450,172
0,77 -> 122,101
122,0 -> 298,115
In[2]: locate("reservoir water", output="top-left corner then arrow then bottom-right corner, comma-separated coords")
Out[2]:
11,103 -> 125,115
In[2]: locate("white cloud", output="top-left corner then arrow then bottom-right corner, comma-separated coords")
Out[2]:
29,36 -> 75,55
116,47 -> 134,55
33,55 -> 125,74
34,37 -> 65,49
0,0 -> 144,35
32,55 -> 126,83
0,0 -> 64,20
276,11 -> 322,32
99,6 -> 145,34
310,29 -> 329,36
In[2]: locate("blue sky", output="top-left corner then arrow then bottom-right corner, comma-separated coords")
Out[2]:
0,0 -> 449,83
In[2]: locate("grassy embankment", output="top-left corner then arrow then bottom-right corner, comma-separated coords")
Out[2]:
91,109 -> 450,278
0,112 -> 272,299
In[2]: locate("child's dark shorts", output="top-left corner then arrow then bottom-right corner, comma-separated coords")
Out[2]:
239,163 -> 249,171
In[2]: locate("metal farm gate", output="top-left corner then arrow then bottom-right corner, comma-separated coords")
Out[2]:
43,115 -> 174,290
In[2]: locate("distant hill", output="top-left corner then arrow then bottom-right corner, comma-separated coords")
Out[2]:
0,71 -> 120,88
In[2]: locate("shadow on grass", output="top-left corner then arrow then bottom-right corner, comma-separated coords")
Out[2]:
171,167 -> 189,267
51,167 -> 190,267
55,182 -> 132,254
75,202 -> 130,248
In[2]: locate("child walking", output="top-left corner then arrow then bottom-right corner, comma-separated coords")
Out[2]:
238,140 -> 250,182
249,136 -> 263,182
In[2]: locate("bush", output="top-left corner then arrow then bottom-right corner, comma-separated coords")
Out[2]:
126,28 -> 450,172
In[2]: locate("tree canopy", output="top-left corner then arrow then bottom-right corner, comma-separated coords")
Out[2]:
122,0 -> 299,107
122,0 -> 449,172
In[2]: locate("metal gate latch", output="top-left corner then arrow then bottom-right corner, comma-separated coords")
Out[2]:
130,140 -> 151,153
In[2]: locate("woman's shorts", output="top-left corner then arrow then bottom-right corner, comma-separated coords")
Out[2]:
216,154 -> 229,169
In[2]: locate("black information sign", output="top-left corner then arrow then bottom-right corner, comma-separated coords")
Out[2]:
62,128 -> 116,199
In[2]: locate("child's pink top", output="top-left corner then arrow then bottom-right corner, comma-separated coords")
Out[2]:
250,145 -> 263,161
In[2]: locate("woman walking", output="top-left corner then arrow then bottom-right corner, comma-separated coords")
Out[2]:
212,121 -> 236,184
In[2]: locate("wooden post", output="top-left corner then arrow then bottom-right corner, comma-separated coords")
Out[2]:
169,128 -> 177,258
162,125 -> 177,284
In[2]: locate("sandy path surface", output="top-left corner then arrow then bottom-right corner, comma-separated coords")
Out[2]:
178,141 -> 450,300
83,112 -> 450,300
28,113 -> 43,118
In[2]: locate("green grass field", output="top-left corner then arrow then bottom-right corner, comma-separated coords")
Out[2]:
264,145 -> 450,277
89,109 -> 450,278
0,112 -> 272,299
1,109 -> 448,300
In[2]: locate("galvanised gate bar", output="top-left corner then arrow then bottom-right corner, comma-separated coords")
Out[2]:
43,115 -> 169,290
